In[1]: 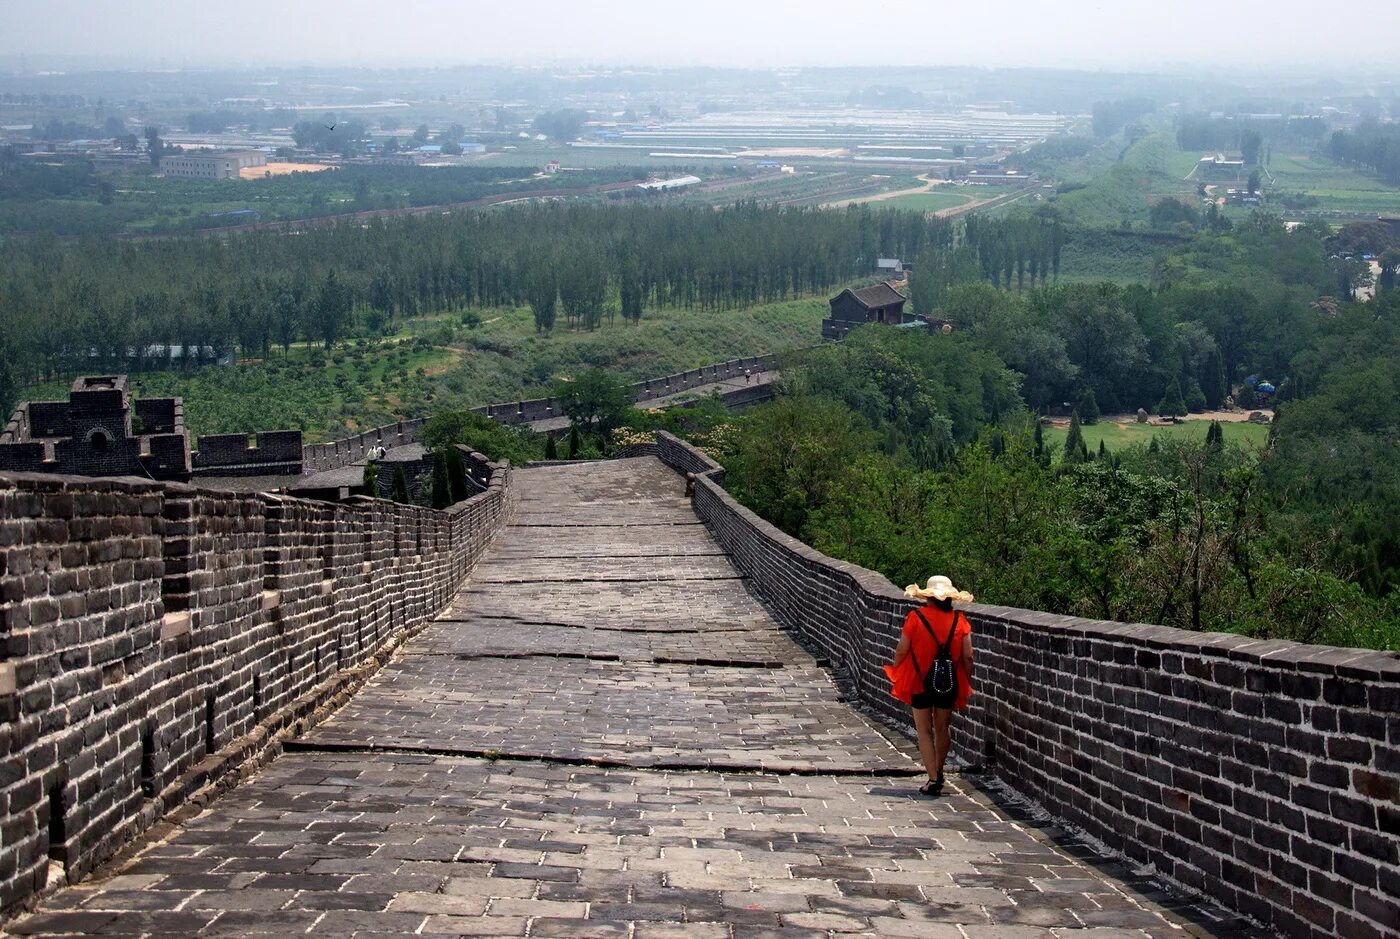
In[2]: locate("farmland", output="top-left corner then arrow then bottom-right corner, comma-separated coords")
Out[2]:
15,297 -> 828,442
1262,152 -> 1400,218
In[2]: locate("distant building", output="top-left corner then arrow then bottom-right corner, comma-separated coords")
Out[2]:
877,258 -> 904,273
636,175 -> 703,192
160,149 -> 267,180
1197,153 -> 1247,181
823,282 -> 911,340
543,160 -> 561,174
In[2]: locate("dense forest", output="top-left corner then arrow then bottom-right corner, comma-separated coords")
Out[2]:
1328,121 -> 1400,185
712,279 -> 1400,650
0,202 -> 951,413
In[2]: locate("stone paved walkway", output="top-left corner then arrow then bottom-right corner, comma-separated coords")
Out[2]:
6,459 -> 1255,938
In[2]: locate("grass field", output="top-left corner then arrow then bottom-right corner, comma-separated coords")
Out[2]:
16,297 -> 828,442
1043,417 -> 1270,458
1263,152 -> 1400,217
875,191 -> 973,213
1054,135 -> 1199,228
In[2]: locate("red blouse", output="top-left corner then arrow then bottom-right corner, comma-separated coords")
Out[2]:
884,604 -> 973,710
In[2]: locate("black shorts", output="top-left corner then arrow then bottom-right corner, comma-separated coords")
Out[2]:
912,687 -> 957,710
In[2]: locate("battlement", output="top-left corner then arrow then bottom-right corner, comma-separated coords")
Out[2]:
0,377 -> 309,483
192,430 -> 304,477
0,456 -> 511,914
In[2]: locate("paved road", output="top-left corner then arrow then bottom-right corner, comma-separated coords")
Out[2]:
526,372 -> 778,433
6,459 -> 1254,938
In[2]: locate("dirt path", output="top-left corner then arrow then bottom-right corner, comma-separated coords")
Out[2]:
935,185 -> 1036,219
821,173 -> 946,208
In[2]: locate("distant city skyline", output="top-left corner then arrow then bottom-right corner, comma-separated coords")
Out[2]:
4,0 -> 1398,73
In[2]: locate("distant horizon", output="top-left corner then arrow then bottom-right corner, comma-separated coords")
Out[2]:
4,0 -> 1398,75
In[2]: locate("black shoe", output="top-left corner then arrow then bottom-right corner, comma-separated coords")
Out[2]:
918,778 -> 943,797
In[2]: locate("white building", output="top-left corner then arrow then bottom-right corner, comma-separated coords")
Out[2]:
160,150 -> 267,180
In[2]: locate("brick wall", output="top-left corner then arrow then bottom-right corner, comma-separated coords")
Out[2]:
476,355 -> 777,427
653,431 -> 1399,939
299,355 -> 782,477
300,419 -> 425,475
0,459 -> 511,915
191,431 -> 304,477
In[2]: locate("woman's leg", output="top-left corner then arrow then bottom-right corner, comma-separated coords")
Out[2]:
911,706 -> 938,780
932,708 -> 954,780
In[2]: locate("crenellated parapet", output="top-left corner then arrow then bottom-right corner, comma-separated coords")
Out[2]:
0,454 -> 511,915
652,431 -> 1399,939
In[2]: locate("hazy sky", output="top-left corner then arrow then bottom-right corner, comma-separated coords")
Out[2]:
4,0 -> 1398,71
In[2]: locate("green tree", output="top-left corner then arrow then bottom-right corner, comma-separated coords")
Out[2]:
729,397 -> 877,537
1241,130 -> 1263,166
526,264 -> 558,333
1247,170 -> 1261,195
443,445 -> 469,502
1200,346 -> 1227,409
1033,421 -> 1050,467
619,254 -> 644,323
419,410 -> 541,465
389,465 -> 411,503
544,434 -> 558,460
1062,411 -> 1089,464
1076,388 -> 1100,425
1157,376 -> 1188,417
555,369 -> 633,436
430,451 -> 452,508
1205,420 -> 1223,452
1185,380 -> 1208,413
144,126 -> 163,166
559,249 -> 607,330
312,269 -> 350,349
567,425 -> 581,459
532,109 -> 588,141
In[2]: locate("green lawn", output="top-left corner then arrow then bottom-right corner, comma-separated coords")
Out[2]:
1043,417 -> 1270,459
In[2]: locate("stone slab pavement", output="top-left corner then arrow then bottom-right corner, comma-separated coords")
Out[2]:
4,458 -> 1263,938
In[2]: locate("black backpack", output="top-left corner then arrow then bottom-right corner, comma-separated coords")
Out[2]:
913,609 -> 959,696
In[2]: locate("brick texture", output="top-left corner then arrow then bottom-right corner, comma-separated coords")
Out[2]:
0,455 -> 511,915
654,431 -> 1400,939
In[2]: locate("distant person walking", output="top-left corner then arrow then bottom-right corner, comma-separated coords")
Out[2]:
884,575 -> 975,797
744,367 -> 752,384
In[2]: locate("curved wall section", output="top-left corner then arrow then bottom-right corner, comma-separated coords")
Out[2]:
654,431 -> 1399,939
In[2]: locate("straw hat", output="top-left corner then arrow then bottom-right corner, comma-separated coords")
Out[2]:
904,575 -> 974,604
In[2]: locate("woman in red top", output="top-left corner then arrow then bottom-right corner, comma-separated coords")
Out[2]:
884,575 -> 975,797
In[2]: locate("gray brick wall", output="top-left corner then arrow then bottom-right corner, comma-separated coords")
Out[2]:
653,431 -> 1400,939
0,459 -> 511,915
299,355 -> 782,477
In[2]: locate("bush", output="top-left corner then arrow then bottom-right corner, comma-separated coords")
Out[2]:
419,409 -> 543,465
1157,376 -> 1188,417
1077,388 -> 1100,425
1185,381 -> 1208,413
